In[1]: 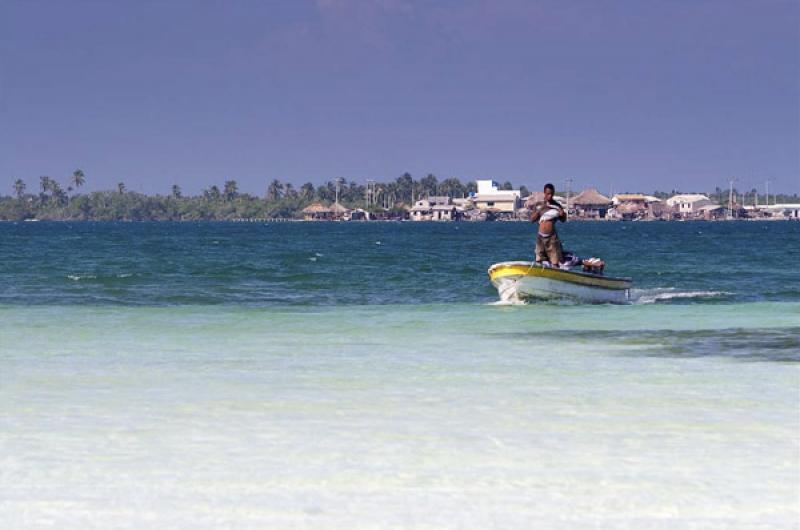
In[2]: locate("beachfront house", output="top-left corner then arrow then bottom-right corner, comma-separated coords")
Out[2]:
410,196 -> 460,221
347,208 -> 371,221
611,202 -> 641,221
611,194 -> 649,217
410,200 -> 432,221
742,203 -> 800,220
610,193 -> 667,220
301,202 -> 350,221
697,204 -> 726,220
572,188 -> 612,219
612,193 -> 649,206
432,204 -> 459,221
666,194 -> 713,217
779,204 -> 800,219
470,180 -> 521,217
301,203 -> 332,221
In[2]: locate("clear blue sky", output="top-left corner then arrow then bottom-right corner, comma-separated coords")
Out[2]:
1,0 -> 797,195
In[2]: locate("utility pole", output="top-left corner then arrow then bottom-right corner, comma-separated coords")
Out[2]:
335,177 -> 343,219
366,179 -> 375,208
728,178 -> 736,220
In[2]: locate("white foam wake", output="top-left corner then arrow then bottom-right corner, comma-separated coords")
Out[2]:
631,288 -> 732,304
67,274 -> 97,281
489,299 -> 527,306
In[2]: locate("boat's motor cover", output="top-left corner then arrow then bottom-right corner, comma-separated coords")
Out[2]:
582,257 -> 605,274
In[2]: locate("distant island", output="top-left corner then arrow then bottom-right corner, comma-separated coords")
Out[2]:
2,170 -> 798,222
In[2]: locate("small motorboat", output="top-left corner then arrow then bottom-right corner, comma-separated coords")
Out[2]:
488,261 -> 632,304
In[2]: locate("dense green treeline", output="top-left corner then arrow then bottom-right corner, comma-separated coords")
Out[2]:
0,172 -> 510,221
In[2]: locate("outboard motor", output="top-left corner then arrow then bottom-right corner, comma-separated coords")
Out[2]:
582,257 -> 605,275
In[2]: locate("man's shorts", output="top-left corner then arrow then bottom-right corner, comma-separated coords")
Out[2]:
535,232 -> 563,265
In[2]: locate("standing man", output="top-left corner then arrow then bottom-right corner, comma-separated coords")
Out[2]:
529,183 -> 566,266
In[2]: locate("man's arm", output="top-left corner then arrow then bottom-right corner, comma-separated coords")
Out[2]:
529,202 -> 544,222
550,199 -> 567,222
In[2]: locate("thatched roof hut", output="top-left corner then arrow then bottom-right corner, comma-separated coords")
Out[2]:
301,203 -> 330,214
301,202 -> 332,220
572,188 -> 612,206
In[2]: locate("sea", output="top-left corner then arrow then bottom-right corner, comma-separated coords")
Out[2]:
1,220 -> 798,529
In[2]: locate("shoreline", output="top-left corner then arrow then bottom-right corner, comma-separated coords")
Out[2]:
3,217 -> 797,223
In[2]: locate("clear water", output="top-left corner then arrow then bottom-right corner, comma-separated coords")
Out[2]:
1,221 -> 798,528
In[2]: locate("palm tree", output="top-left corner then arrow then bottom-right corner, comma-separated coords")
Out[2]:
51,182 -> 68,205
300,182 -> 314,200
420,173 -> 438,197
117,182 -> 126,194
13,179 -> 26,199
439,177 -> 465,198
412,180 -> 424,203
385,182 -> 399,207
266,179 -> 284,202
171,184 -> 182,199
223,180 -> 238,201
315,181 -> 335,202
71,169 -> 85,190
396,172 -> 413,203
39,176 -> 52,194
205,185 -> 221,202
284,182 -> 297,199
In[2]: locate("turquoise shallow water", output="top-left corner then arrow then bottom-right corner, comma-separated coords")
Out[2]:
1,222 -> 799,528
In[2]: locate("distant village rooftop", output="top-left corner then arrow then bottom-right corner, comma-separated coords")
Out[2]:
573,188 -> 612,206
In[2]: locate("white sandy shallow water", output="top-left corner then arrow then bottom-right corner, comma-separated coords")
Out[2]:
1,302 -> 799,529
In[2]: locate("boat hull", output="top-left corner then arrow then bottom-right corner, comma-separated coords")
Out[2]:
488,261 -> 631,304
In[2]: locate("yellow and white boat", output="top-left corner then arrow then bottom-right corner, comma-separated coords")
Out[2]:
488,261 -> 631,304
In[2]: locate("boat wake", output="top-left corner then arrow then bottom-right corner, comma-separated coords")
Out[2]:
489,299 -> 525,306
66,273 -> 138,282
490,288 -> 733,306
631,288 -> 733,304
488,297 -> 580,307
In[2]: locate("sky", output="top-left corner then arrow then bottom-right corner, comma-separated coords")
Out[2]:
1,0 -> 798,195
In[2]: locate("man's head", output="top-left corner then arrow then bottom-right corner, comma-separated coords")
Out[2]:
543,183 -> 555,202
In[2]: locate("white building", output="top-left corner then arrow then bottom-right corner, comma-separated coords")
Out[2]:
410,199 -> 432,221
780,204 -> 800,219
666,194 -> 713,215
431,204 -> 459,221
612,194 -> 650,206
743,203 -> 800,220
471,180 -> 521,214
409,196 -> 461,221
